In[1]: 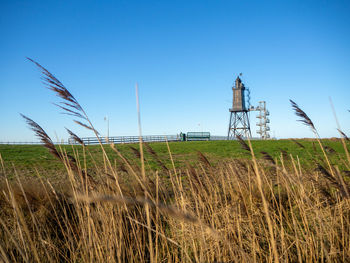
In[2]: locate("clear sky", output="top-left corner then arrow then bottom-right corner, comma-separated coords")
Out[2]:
1,0 -> 349,142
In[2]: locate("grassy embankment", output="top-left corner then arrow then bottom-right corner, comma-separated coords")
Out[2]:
0,139 -> 347,179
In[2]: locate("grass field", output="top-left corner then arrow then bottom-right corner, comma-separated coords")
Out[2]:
0,139 -> 347,178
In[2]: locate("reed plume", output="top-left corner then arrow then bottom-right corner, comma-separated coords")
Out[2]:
316,164 -> 349,198
236,135 -> 250,152
66,128 -> 85,146
20,114 -> 62,160
197,151 -> 211,167
129,146 -> 141,159
144,143 -> 168,171
292,138 -> 305,149
260,151 -> 275,165
338,129 -> 349,141
278,148 -> 288,160
290,99 -> 316,131
290,99 -> 337,178
27,58 -> 98,135
20,115 -> 99,189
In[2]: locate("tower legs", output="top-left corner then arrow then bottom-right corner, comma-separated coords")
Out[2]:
227,111 -> 251,140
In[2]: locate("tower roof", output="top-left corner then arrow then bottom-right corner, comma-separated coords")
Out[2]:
235,75 -> 244,89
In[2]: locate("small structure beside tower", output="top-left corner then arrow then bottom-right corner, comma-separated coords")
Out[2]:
256,101 -> 270,139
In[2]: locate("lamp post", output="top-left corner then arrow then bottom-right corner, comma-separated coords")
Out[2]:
198,123 -> 203,134
104,116 -> 109,142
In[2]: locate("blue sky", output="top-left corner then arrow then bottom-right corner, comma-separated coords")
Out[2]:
0,0 -> 349,142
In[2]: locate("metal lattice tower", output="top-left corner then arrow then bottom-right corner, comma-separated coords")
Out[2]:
227,76 -> 252,139
256,101 -> 270,139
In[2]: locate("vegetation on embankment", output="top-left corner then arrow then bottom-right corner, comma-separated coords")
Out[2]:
0,138 -> 347,178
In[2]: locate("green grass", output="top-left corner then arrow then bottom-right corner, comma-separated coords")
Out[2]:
0,139 -> 347,178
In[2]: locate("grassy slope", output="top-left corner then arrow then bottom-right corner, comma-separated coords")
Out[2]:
0,139 -> 347,178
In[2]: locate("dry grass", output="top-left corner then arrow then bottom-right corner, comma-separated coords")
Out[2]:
1,60 -> 349,262
1,146 -> 349,262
